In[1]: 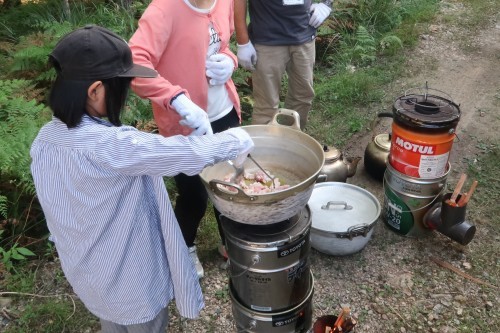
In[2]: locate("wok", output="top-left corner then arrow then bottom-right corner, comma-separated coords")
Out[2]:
200,109 -> 324,224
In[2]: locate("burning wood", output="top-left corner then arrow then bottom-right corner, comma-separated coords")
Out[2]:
446,173 -> 467,206
456,180 -> 478,206
445,174 -> 478,207
330,306 -> 357,333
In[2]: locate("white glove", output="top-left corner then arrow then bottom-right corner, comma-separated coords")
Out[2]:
224,127 -> 255,167
205,53 -> 234,86
171,94 -> 213,136
309,3 -> 331,28
237,41 -> 257,71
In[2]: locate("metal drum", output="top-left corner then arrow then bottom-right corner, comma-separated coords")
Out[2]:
383,162 -> 449,237
389,86 -> 460,178
222,206 -> 311,312
230,271 -> 314,333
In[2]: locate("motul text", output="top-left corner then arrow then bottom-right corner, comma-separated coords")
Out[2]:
394,136 -> 435,154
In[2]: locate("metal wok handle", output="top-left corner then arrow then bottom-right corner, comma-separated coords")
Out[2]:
208,179 -> 257,200
269,108 -> 301,131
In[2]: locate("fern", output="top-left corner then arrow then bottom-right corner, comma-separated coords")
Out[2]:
0,79 -> 51,197
379,35 -> 403,55
352,25 -> 377,65
7,25 -> 66,84
0,195 -> 7,219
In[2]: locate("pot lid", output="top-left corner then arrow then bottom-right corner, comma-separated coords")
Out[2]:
323,145 -> 341,162
374,133 -> 391,151
308,182 -> 381,233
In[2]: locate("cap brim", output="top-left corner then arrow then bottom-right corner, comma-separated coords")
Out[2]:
118,64 -> 158,78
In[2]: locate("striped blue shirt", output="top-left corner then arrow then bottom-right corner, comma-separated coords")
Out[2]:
30,116 -> 243,325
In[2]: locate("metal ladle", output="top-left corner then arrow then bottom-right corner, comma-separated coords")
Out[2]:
227,160 -> 245,184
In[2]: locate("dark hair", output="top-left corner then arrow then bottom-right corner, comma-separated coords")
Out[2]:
49,76 -> 132,128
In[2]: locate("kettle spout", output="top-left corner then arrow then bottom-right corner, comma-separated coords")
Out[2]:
345,156 -> 361,177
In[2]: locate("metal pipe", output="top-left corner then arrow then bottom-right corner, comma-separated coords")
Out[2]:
423,193 -> 476,245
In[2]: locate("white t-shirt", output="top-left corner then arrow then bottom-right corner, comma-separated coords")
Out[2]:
185,0 -> 234,122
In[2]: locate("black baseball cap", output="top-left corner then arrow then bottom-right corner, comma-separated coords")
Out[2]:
50,24 -> 157,80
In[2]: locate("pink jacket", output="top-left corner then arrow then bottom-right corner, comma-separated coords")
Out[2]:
129,0 -> 241,137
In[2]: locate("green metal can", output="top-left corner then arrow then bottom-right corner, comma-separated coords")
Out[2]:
383,162 -> 449,237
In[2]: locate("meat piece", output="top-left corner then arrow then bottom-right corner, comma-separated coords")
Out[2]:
220,170 -> 290,194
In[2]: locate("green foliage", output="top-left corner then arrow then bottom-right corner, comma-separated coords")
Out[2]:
5,300 -> 97,333
350,0 -> 404,34
317,0 -> 439,68
315,68 -> 384,106
379,34 -> 403,55
0,0 -> 139,40
64,1 -> 138,39
466,144 -> 499,221
121,91 -> 155,127
2,263 -> 37,293
391,0 -> 440,46
0,195 -> 7,219
8,32 -> 57,83
0,231 -> 36,272
0,79 -> 51,197
352,25 -> 377,65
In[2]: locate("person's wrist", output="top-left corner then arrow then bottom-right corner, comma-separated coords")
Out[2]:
238,41 -> 252,48
170,92 -> 184,106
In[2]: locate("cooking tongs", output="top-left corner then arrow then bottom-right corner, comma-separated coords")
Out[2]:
227,154 -> 276,188
247,154 -> 275,188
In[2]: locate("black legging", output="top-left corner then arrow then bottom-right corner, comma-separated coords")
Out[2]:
174,108 -> 240,247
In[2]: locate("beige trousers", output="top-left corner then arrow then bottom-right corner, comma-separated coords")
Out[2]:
251,40 -> 315,130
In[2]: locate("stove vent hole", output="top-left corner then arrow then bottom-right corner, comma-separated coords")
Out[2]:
415,101 -> 440,114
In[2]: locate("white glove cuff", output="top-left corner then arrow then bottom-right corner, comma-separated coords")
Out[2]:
237,41 -> 253,49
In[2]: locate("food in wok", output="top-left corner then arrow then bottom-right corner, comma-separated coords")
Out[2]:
221,169 -> 290,194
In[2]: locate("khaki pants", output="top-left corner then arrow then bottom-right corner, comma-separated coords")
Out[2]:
251,40 -> 315,130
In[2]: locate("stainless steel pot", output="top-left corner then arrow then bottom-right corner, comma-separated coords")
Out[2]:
222,206 -> 311,312
308,182 -> 381,256
230,271 -> 314,333
199,109 -> 324,224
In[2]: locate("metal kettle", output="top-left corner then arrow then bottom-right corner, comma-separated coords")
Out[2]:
319,145 -> 361,182
363,112 -> 392,181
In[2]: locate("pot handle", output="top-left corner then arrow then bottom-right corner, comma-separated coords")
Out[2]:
208,179 -> 256,200
321,201 -> 353,210
269,108 -> 301,131
335,223 -> 371,240
316,174 -> 328,183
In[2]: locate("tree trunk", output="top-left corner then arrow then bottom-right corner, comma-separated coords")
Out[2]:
62,0 -> 70,18
1,0 -> 22,10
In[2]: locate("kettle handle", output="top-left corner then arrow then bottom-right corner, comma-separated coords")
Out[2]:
370,112 -> 393,140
